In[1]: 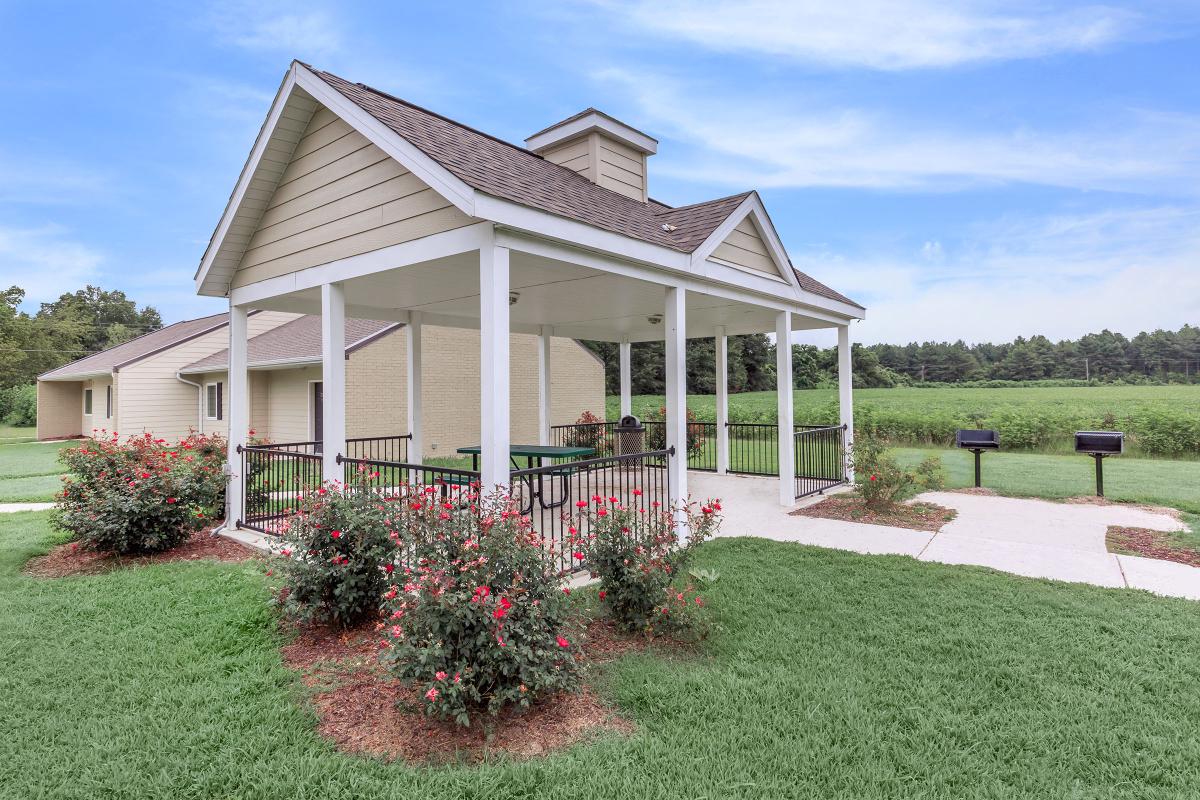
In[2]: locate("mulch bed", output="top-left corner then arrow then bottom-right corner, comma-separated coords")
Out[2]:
281,617 -> 646,765
790,494 -> 956,531
1107,526 -> 1200,568
23,527 -> 257,578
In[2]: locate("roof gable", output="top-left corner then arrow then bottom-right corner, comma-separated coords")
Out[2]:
39,313 -> 230,381
179,316 -> 399,373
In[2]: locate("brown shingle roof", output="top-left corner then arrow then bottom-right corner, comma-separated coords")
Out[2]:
310,69 -> 861,310
39,313 -> 230,380
180,315 -> 397,374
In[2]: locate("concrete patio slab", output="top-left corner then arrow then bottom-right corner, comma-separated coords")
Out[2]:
918,533 -> 1126,588
1118,555 -> 1200,601
689,471 -> 1200,600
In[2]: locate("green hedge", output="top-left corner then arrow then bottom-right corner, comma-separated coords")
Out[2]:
0,385 -> 36,426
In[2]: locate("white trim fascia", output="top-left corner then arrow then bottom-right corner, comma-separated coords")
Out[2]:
708,256 -> 791,285
39,370 -> 112,382
293,66 -> 476,214
479,195 -> 691,272
228,222 -> 493,306
195,67 -> 299,294
525,112 -> 657,155
495,228 -> 855,326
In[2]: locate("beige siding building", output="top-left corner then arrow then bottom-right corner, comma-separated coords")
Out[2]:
37,311 -> 604,456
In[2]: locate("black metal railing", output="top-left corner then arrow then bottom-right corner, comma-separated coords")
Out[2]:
238,443 -> 323,533
511,448 -> 673,575
725,422 -> 781,476
551,422 -> 616,455
344,434 -> 411,464
794,425 -> 847,499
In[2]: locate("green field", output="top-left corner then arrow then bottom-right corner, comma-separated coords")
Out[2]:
0,424 -> 37,443
3,511 -> 1200,798
606,385 -> 1200,457
0,439 -> 74,502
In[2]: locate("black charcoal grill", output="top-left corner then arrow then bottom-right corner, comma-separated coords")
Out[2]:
1074,431 -> 1124,496
956,429 -> 999,488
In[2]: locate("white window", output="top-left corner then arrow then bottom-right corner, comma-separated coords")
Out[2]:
83,388 -> 93,416
205,382 -> 223,421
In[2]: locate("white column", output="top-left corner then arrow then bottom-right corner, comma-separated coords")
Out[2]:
715,326 -> 729,475
838,323 -> 856,483
225,302 -> 249,527
776,311 -> 795,506
664,286 -> 688,535
321,282 -> 346,482
618,337 -> 632,419
538,325 -> 553,446
406,311 -> 423,463
480,244 -> 511,490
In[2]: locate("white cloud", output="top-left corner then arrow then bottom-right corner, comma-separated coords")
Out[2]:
0,226 -> 104,305
589,0 -> 1146,70
207,1 -> 342,57
798,206 -> 1200,344
0,152 -> 113,206
594,69 -> 1200,193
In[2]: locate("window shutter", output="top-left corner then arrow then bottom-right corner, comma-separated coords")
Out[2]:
217,382 -> 223,421
106,385 -> 112,418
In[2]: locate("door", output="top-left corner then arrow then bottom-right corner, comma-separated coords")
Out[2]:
312,382 -> 323,452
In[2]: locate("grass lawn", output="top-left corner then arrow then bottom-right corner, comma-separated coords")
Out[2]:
0,439 -> 76,503
896,447 -> 1200,516
0,424 -> 37,442
3,512 -> 1200,798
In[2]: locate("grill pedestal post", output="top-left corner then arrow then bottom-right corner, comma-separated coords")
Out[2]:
971,448 -> 983,488
1093,453 -> 1106,497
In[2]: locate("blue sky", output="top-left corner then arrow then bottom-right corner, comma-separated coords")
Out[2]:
1,0 -> 1198,346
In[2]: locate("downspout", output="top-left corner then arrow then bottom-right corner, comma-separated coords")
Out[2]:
175,372 -> 204,432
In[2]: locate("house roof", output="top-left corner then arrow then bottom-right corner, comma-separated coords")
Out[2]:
309,68 -> 860,309
180,315 -> 398,374
39,312 -> 231,381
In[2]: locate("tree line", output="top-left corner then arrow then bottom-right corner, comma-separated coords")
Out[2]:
0,285 -> 163,388
584,323 -> 1200,394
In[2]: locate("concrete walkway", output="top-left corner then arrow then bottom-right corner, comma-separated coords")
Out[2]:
0,502 -> 54,513
689,472 -> 1200,601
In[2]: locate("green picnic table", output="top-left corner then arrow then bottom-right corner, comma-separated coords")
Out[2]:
457,444 -> 595,512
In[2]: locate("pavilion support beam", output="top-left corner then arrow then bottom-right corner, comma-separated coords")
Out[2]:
664,286 -> 688,537
619,338 -> 632,419
321,282 -> 346,482
406,311 -> 424,462
776,311 -> 794,506
226,302 -> 249,527
480,245 -> 511,491
715,326 -> 729,474
538,325 -> 553,449
838,324 -> 856,483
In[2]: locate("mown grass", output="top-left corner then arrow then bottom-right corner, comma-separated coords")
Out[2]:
896,447 -> 1200,515
0,439 -> 75,502
3,512 -> 1200,798
0,424 -> 37,442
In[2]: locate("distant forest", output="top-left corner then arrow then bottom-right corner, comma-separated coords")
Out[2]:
584,323 -> 1200,394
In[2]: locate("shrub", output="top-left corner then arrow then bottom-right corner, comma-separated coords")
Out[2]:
573,496 -> 721,636
563,410 -> 611,455
0,384 -> 36,426
643,406 -> 706,459
54,430 -> 227,554
379,489 -> 580,727
851,435 -> 945,511
271,483 -> 397,628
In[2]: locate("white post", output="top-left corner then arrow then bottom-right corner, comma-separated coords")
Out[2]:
538,325 -> 553,446
321,282 -> 346,482
664,286 -> 688,536
619,337 -> 632,419
838,324 -> 856,483
480,244 -> 511,491
776,311 -> 795,506
715,326 -> 729,474
406,311 -> 423,463
225,303 -> 249,527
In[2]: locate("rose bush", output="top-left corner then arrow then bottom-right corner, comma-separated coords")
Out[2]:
378,488 -> 580,728
572,494 -> 721,636
851,434 -> 945,511
54,430 -> 227,554
270,482 -> 396,628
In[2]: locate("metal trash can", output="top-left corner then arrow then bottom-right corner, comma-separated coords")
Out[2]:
615,414 -> 645,457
